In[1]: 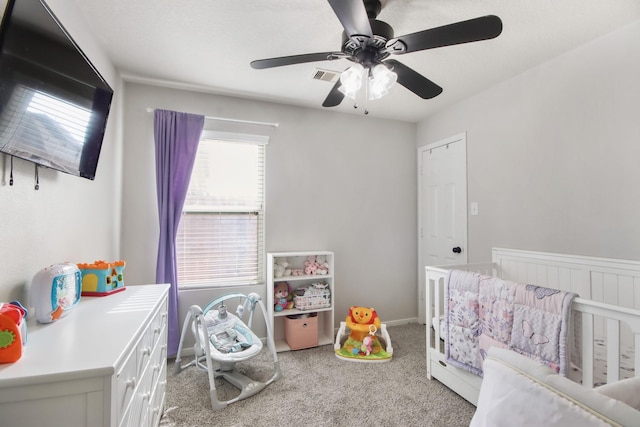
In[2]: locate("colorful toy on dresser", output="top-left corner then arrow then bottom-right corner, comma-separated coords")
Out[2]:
0,301 -> 27,363
31,262 -> 82,324
78,260 -> 126,296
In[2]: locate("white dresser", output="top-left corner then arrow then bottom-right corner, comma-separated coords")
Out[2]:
0,284 -> 169,427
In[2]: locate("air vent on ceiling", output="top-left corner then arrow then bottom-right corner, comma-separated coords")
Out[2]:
311,68 -> 340,83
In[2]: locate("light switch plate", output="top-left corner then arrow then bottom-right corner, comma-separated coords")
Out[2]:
471,202 -> 479,216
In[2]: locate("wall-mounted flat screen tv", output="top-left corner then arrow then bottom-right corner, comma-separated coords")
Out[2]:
0,0 -> 113,180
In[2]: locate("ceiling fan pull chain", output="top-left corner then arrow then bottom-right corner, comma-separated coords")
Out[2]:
364,74 -> 370,115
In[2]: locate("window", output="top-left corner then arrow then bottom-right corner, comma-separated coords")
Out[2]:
176,131 -> 266,288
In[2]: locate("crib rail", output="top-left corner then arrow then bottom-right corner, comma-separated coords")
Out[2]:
573,298 -> 640,387
425,263 -> 495,379
425,264 -> 640,388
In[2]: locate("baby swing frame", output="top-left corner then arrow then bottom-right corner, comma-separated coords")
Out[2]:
174,292 -> 281,410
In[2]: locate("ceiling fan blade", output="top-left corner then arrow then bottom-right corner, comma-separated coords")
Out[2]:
327,0 -> 372,38
322,79 -> 345,107
384,59 -> 442,99
250,52 -> 340,69
390,15 -> 502,54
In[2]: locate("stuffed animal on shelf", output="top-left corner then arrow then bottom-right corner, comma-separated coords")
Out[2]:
273,259 -> 291,278
273,282 -> 294,312
315,255 -> 330,275
304,255 -> 318,275
304,255 -> 330,276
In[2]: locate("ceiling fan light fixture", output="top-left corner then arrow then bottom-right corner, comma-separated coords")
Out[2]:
368,64 -> 397,100
338,64 -> 365,99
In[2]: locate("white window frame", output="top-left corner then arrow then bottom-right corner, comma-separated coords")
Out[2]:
176,130 -> 268,289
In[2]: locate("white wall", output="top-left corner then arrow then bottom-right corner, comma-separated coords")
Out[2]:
0,1 -> 123,305
120,82 -> 418,331
417,19 -> 640,262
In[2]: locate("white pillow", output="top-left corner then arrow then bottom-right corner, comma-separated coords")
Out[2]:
595,377 -> 640,411
471,348 -> 640,427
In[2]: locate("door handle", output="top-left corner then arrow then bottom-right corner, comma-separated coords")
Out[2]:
452,247 -> 462,254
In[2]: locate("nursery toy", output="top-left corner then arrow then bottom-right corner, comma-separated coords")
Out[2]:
175,292 -> 280,410
303,255 -> 330,276
0,301 -> 27,363
31,263 -> 82,323
273,281 -> 294,312
304,256 -> 317,275
78,260 -> 126,296
315,254 -> 330,275
334,306 -> 393,363
361,328 -> 375,356
273,259 -> 291,278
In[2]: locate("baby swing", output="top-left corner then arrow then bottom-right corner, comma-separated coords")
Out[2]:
174,292 -> 281,410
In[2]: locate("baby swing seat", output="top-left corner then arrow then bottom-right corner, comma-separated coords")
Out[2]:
175,292 -> 281,410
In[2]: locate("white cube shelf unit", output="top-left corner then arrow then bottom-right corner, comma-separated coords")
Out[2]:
267,251 -> 335,352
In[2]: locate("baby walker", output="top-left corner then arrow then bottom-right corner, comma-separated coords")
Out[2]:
334,306 -> 393,363
175,292 -> 281,410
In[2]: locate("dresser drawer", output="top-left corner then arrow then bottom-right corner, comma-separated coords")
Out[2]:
146,362 -> 167,427
115,347 -> 137,422
137,302 -> 168,376
148,333 -> 167,390
149,301 -> 168,349
122,362 -> 153,427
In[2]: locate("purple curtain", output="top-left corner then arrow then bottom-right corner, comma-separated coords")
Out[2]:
153,109 -> 204,356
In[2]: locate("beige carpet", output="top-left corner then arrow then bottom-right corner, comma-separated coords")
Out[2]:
161,323 -> 476,427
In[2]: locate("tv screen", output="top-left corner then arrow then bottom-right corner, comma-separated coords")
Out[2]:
0,0 -> 113,180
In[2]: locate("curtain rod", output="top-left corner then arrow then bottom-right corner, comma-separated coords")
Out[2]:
145,108 -> 279,128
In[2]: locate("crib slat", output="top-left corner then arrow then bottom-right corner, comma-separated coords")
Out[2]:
435,275 -> 442,345
636,336 -> 640,377
582,312 -> 594,388
606,318 -> 620,383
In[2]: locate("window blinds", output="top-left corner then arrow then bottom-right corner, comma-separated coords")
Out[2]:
176,134 -> 266,287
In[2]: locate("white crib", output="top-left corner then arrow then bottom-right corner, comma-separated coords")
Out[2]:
425,247 -> 640,405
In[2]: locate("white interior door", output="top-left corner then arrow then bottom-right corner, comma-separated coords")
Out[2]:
418,133 -> 468,323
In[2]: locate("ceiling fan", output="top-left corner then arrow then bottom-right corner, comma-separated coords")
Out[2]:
250,0 -> 503,109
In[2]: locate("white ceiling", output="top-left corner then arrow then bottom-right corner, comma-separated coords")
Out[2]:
71,0 -> 640,123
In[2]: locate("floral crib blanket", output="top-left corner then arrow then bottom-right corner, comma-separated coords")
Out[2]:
444,269 -> 576,377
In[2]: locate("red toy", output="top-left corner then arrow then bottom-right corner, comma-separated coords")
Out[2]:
0,302 -> 27,363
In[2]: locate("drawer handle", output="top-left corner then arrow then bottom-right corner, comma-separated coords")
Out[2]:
125,377 -> 136,389
142,392 -> 151,401
142,347 -> 151,356
438,360 -> 447,367
153,364 -> 160,372
153,326 -> 161,334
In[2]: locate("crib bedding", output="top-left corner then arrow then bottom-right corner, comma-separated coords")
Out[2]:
445,269 -> 576,377
434,318 -> 635,386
